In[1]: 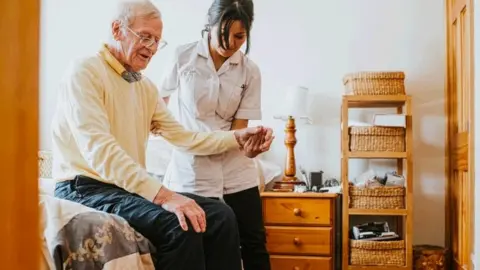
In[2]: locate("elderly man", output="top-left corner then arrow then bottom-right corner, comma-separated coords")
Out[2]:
51,1 -> 273,270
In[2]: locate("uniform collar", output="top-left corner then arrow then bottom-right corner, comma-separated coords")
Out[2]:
98,44 -> 143,83
196,35 -> 242,65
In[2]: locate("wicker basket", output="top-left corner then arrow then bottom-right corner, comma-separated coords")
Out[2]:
413,245 -> 446,270
343,71 -> 406,95
349,186 -> 405,209
349,126 -> 405,152
350,239 -> 406,266
38,151 -> 53,178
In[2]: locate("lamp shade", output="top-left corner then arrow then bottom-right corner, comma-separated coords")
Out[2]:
285,86 -> 309,118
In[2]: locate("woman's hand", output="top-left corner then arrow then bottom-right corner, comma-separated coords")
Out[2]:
234,127 -> 274,158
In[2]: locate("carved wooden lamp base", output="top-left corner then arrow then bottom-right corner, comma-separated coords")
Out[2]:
272,116 -> 298,192
283,176 -> 297,181
272,180 -> 305,192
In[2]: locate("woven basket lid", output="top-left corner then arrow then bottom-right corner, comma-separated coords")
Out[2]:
343,71 -> 405,84
351,239 -> 405,250
349,126 -> 405,136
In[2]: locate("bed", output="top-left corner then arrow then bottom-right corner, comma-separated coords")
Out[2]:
39,144 -> 281,270
38,152 -> 156,270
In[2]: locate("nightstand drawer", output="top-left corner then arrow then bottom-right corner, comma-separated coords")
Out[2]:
270,255 -> 332,270
266,226 -> 332,256
263,197 -> 332,226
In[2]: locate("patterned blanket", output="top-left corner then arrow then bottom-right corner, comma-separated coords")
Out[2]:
40,194 -> 156,270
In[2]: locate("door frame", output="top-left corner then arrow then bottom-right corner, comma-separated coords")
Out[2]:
0,0 -> 40,268
444,0 -> 475,269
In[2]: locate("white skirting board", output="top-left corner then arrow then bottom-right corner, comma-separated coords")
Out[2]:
472,253 -> 477,270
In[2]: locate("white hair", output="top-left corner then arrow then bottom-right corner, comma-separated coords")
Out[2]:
113,0 -> 161,28
108,0 -> 161,47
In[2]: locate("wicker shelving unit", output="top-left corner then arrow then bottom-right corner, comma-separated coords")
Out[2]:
341,94 -> 413,270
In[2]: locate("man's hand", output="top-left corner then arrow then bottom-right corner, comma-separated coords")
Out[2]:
234,126 -> 274,158
153,186 -> 206,233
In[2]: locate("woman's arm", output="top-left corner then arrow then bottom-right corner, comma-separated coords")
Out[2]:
151,95 -> 273,158
231,62 -> 262,130
233,63 -> 262,121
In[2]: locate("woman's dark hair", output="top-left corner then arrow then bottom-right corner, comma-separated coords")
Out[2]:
202,0 -> 254,54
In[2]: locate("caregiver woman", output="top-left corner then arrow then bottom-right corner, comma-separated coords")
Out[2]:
160,0 -> 270,269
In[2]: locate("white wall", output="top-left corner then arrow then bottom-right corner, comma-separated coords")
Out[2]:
40,0 -> 446,246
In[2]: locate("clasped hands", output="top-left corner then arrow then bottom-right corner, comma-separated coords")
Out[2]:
233,126 -> 274,158
154,126 -> 274,233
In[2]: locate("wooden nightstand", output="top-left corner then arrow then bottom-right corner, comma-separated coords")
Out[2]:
261,192 -> 340,270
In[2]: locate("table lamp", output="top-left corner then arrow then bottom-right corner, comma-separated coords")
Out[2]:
273,86 -> 311,191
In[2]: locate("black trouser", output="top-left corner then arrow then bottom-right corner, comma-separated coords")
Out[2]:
54,176 -> 242,270
222,186 -> 271,270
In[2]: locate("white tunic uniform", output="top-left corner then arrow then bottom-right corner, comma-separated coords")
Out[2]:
160,36 -> 262,198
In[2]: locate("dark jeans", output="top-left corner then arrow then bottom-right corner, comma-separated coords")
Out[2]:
222,186 -> 271,270
54,176 -> 242,270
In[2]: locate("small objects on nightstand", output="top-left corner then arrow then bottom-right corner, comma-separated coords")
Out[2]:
294,185 -> 307,193
299,166 -> 310,187
309,170 -> 324,190
274,167 -> 341,194
318,177 -> 341,193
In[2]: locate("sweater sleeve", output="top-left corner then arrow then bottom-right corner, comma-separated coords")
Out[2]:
150,91 -> 239,155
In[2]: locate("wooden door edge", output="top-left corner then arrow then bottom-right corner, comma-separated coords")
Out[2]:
0,0 -> 41,268
444,0 -> 453,266
467,0 -> 475,269
444,0 -> 476,268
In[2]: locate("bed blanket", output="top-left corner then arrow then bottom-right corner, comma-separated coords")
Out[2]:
40,194 -> 156,270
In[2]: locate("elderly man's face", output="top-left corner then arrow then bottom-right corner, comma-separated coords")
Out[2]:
113,16 -> 163,72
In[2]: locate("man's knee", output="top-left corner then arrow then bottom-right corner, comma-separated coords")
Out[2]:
169,216 -> 204,242
178,225 -> 204,247
183,193 -> 237,228
146,210 -> 204,249
210,200 -> 237,231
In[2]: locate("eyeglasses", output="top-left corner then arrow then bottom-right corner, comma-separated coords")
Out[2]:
126,26 -> 167,50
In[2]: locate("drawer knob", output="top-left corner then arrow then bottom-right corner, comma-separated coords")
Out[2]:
293,267 -> 300,270
293,208 -> 302,216
293,237 -> 301,245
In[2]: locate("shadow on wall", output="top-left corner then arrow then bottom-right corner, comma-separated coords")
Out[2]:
405,33 -> 446,246
409,80 -> 446,247
366,73 -> 446,247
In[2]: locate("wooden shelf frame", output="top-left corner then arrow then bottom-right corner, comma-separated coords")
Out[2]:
348,151 -> 407,159
344,94 -> 407,108
348,209 -> 408,216
341,95 -> 413,269
348,265 -> 410,270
